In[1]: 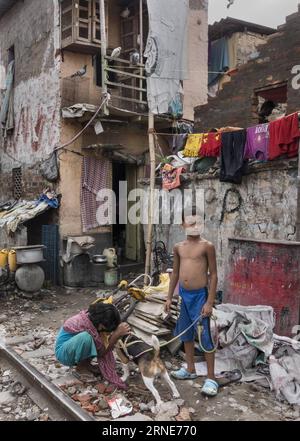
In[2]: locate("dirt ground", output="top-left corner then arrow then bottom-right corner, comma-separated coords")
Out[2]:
0,288 -> 299,422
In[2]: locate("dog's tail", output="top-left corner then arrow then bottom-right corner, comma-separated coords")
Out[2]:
151,335 -> 160,359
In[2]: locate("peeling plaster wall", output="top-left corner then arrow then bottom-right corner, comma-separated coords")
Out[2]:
0,0 -> 61,174
149,162 -> 298,290
234,32 -> 269,66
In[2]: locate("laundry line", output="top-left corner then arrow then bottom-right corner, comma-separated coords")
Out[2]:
153,110 -> 300,137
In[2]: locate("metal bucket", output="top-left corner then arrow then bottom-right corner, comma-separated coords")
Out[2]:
14,245 -> 45,264
104,269 -> 118,287
92,255 -> 107,264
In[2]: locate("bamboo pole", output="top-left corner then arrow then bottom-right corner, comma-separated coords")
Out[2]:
145,112 -> 155,283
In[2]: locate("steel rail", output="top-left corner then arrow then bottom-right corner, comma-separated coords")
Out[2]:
0,341 -> 96,421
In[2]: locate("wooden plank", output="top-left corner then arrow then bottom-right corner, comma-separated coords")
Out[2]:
105,80 -> 146,93
135,301 -> 165,317
105,67 -> 146,80
128,316 -> 159,333
105,55 -> 144,67
133,310 -> 178,328
129,327 -> 155,346
109,94 -> 148,105
134,310 -> 166,323
134,314 -> 164,328
127,316 -> 170,335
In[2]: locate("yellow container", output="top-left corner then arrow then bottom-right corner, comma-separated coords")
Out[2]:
0,249 -> 9,268
8,250 -> 17,272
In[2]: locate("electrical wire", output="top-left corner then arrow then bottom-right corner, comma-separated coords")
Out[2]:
53,93 -> 109,153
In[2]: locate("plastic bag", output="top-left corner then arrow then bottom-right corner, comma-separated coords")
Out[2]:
107,394 -> 133,419
40,152 -> 59,182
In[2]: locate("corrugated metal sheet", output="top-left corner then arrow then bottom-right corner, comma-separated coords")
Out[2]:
0,0 -> 18,18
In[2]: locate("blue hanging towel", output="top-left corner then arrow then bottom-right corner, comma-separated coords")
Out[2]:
208,37 -> 229,86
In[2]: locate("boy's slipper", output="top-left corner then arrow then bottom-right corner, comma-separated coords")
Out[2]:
217,369 -> 242,388
170,367 -> 198,380
201,379 -> 219,397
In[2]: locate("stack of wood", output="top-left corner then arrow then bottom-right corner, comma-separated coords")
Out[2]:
127,293 -> 182,354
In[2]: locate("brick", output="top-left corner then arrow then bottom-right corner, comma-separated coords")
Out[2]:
71,393 -> 93,404
96,383 -> 106,394
195,9 -> 300,131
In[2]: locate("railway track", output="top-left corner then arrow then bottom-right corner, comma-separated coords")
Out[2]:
0,341 -> 96,421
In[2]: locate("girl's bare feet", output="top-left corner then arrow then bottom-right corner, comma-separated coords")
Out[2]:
76,359 -> 100,376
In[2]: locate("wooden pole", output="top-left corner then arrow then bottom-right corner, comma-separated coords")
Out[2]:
145,112 -> 155,283
99,0 -> 108,114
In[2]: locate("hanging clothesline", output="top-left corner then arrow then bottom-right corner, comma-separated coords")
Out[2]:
153,111 -> 300,137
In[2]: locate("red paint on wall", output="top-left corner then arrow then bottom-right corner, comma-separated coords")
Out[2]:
16,106 -> 30,146
224,239 -> 300,336
32,111 -> 46,152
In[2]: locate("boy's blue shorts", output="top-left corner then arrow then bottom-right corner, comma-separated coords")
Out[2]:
174,285 -> 215,352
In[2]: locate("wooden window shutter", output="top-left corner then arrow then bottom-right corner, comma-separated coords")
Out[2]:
75,0 -> 92,43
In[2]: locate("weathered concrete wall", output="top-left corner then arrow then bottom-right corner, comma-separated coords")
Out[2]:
82,122 -> 149,156
183,0 -> 208,120
234,32 -> 269,67
58,122 -> 113,238
61,52 -> 101,106
218,31 -> 269,91
0,0 -> 61,196
58,119 -> 147,238
195,6 -> 300,131
148,160 -> 298,290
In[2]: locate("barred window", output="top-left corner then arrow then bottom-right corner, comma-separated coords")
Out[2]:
12,167 -> 22,200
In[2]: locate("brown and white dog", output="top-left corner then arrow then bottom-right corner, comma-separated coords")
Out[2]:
116,333 -> 180,408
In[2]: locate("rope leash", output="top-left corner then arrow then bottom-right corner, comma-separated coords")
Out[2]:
197,316 -> 218,354
159,314 -> 218,353
118,314 -> 218,359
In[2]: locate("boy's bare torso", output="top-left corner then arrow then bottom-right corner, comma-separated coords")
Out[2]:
175,238 -> 211,290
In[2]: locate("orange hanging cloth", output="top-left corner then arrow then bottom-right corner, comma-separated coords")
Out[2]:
162,164 -> 185,191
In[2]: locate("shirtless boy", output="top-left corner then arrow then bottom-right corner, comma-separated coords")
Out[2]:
165,207 -> 219,396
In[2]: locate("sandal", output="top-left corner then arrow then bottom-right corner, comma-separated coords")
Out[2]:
217,369 -> 242,388
171,367 -> 198,380
201,379 -> 219,397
